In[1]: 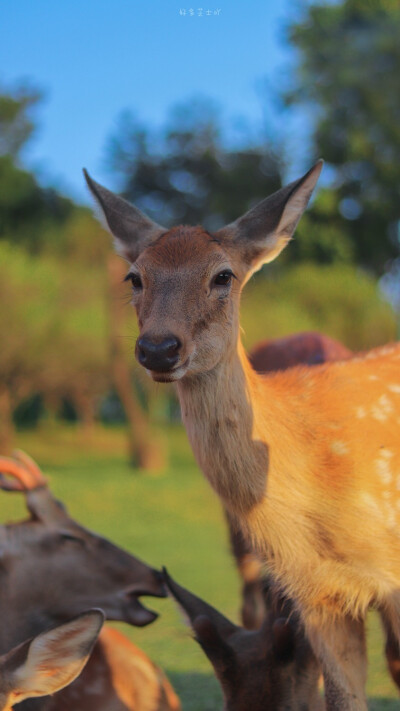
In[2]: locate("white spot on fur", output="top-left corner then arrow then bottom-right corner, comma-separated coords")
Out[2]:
371,395 -> 394,422
369,375 -> 379,381
331,441 -> 348,455
381,450 -> 394,460
361,493 -> 383,518
384,503 -> 396,527
376,451 -> 393,485
356,406 -> 366,419
388,384 -> 400,395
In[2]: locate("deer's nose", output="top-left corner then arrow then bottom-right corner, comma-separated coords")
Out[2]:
137,335 -> 182,372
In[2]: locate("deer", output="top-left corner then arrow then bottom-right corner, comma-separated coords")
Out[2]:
163,567 -> 323,711
0,452 -> 181,711
230,332 -> 353,630
230,331 -> 400,700
0,610 -> 104,711
249,332 -> 352,374
84,161 -> 400,710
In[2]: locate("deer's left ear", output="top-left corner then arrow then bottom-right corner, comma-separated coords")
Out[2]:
83,170 -> 165,263
216,160 -> 323,274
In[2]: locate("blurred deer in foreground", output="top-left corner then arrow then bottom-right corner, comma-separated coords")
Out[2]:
0,611 -> 104,711
85,161 -> 400,710
163,568 -> 323,711
0,452 -> 180,711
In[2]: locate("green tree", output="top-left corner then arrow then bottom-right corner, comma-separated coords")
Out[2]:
0,83 -> 75,252
106,99 -> 282,230
286,0 -> 400,273
241,263 -> 397,352
0,243 -> 59,451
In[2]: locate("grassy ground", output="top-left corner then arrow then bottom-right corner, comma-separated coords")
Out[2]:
1,423 -> 399,710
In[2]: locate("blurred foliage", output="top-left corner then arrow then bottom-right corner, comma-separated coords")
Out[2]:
0,242 -> 110,447
0,82 -> 398,448
0,81 -> 41,158
0,154 -> 75,252
0,82 -> 91,253
241,263 -> 397,352
286,0 -> 400,275
106,98 -> 282,231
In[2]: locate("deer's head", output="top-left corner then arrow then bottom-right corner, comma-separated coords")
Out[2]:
163,569 -> 321,711
84,162 -> 322,383
0,452 -> 165,652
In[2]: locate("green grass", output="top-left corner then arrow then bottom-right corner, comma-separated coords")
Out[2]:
2,424 -> 399,710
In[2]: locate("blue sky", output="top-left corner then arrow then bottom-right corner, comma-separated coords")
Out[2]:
0,0 -> 301,203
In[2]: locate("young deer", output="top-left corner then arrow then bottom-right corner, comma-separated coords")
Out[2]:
163,568 -> 323,711
85,162 -> 400,710
0,452 -> 180,711
0,611 -> 104,711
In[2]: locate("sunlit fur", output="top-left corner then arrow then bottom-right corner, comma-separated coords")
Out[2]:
132,226 -> 243,382
86,163 -> 399,709
131,230 -> 400,710
132,227 -> 400,623
50,627 -> 181,711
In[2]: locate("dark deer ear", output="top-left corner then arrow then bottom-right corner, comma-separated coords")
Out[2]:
217,160 -> 323,276
26,488 -> 68,525
271,618 -> 296,662
83,170 -> 165,263
193,615 -> 235,674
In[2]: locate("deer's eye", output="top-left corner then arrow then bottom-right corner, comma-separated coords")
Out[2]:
125,273 -> 143,290
59,532 -> 85,546
213,270 -> 234,287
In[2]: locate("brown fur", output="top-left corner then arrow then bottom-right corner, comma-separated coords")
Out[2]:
0,612 -> 104,711
48,627 -> 181,711
163,569 -> 323,711
86,162 -> 400,710
0,454 -> 179,711
249,332 -> 352,373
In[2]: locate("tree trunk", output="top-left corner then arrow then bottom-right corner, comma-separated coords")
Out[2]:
0,387 -> 14,454
107,256 -> 166,471
72,389 -> 96,439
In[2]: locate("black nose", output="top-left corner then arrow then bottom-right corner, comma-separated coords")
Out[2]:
137,335 -> 182,372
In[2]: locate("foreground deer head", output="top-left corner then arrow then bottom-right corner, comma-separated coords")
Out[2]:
84,162 -> 323,382
0,453 -> 178,711
0,610 -> 104,711
163,569 -> 322,711
0,451 -> 165,643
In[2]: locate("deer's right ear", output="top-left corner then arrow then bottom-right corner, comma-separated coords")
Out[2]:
216,160 -> 323,277
83,170 -> 165,262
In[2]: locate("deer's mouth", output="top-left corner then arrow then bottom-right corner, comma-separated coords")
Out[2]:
115,584 -> 167,627
123,593 -> 159,626
147,358 -> 190,383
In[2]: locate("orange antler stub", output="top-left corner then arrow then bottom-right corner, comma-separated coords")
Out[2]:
0,452 -> 47,492
12,450 -> 47,487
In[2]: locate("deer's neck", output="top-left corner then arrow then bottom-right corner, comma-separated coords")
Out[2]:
176,341 -> 279,514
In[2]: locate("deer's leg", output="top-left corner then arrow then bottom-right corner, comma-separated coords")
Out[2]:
306,614 -> 367,711
379,595 -> 400,693
380,609 -> 400,691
